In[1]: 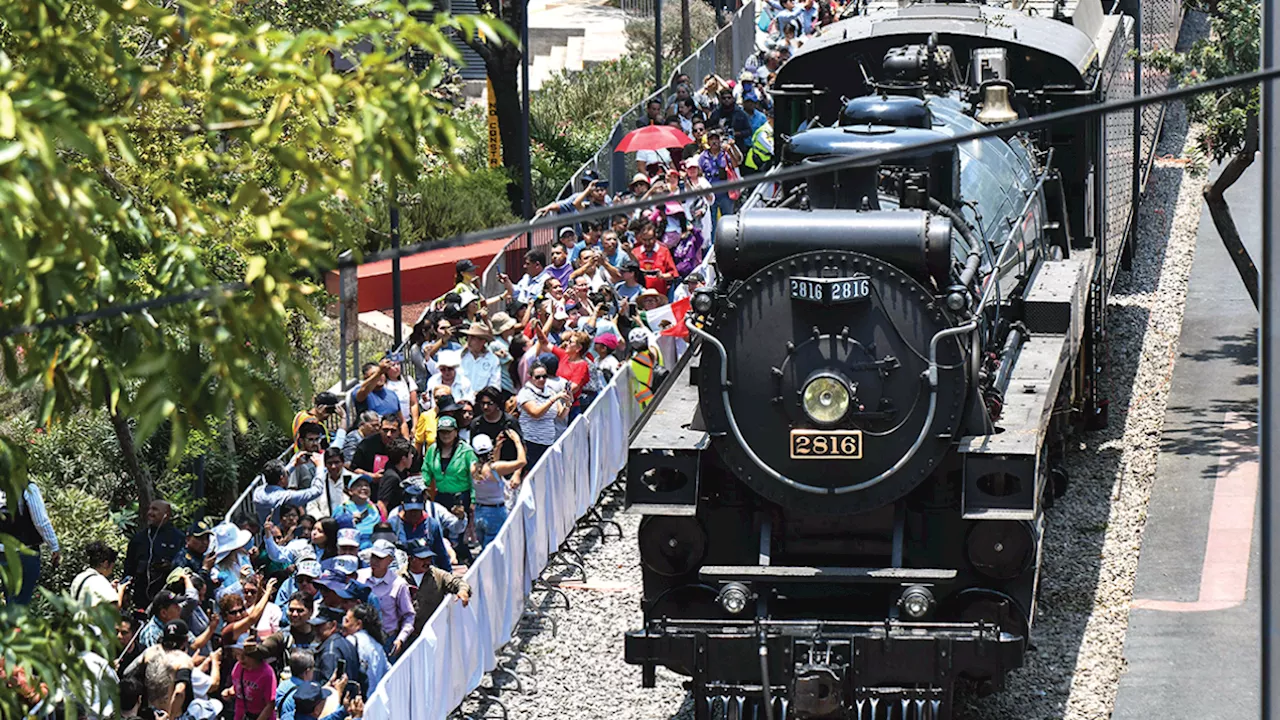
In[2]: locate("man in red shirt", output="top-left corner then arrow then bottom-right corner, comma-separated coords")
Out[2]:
630,216 -> 679,296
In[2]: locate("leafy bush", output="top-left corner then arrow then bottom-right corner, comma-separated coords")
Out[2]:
39,483 -> 129,596
359,167 -> 520,253
533,54 -> 657,130
625,0 -> 722,71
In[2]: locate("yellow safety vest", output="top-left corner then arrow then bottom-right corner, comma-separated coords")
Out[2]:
630,350 -> 658,408
743,123 -> 774,172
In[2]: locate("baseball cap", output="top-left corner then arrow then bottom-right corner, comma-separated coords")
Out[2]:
296,560 -> 323,579
407,538 -> 436,559
403,494 -> 426,511
553,309 -> 570,321
471,434 -> 494,455
187,518 -> 215,537
630,172 -> 650,186
437,414 -> 458,431
161,619 -> 189,648
337,527 -> 360,547
559,226 -> 576,238
594,333 -> 620,351
456,258 -> 478,274
629,328 -> 651,345
315,572 -> 355,598
437,350 -> 462,368
308,605 -> 345,625
293,680 -> 326,710
332,555 -> 359,577
369,539 -> 397,559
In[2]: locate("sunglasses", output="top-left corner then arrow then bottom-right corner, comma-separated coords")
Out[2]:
227,606 -> 247,615
381,428 -> 398,435
532,374 -> 548,380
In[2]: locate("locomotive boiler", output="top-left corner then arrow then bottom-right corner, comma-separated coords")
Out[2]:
623,1 -> 1160,718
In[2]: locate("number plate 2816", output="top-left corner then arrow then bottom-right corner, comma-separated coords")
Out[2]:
789,276 -> 870,305
790,430 -> 863,460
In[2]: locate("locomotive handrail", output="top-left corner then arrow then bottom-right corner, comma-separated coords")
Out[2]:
687,315 -> 977,495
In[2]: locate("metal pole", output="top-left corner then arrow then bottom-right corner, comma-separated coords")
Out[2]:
1264,1 -> 1274,717
522,0 -> 534,222
1130,2 -> 1141,256
390,197 -> 402,347
655,0 -> 664,93
1263,0 -> 1279,714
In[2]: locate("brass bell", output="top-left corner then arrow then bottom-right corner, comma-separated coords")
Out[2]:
976,82 -> 1019,124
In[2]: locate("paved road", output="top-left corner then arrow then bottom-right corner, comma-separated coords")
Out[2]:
1111,160 -> 1260,718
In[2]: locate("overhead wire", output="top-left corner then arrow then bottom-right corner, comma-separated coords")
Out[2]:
2,65 -> 1278,340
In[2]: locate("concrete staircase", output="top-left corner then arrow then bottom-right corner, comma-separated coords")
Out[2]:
453,0 -> 628,99
527,0 -> 628,90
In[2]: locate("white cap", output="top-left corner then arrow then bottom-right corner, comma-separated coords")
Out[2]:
437,349 -> 462,368
472,434 -> 494,455
337,528 -> 360,547
369,539 -> 397,559
629,328 -> 651,345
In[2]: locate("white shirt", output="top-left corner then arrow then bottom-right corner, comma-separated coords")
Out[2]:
459,348 -> 502,392
306,467 -> 352,518
513,269 -> 550,304
71,568 -> 116,607
384,376 -> 418,422
426,372 -> 474,404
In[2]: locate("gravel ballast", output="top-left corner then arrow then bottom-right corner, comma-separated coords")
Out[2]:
463,30 -> 1209,720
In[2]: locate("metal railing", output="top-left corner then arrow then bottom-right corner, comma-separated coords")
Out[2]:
621,0 -> 656,17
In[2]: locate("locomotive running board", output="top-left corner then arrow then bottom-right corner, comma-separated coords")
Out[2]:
959,249 -> 1094,521
700,565 -> 958,584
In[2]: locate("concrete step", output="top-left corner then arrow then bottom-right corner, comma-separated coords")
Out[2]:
564,33 -> 586,72
527,53 -> 555,92
527,26 -> 585,58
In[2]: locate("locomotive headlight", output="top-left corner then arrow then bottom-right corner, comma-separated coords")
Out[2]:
899,585 -> 935,619
801,374 -> 851,425
718,582 -> 751,615
691,288 -> 716,315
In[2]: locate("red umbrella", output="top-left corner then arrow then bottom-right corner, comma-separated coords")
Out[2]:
615,124 -> 696,153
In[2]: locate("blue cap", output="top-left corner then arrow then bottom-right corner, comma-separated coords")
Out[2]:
315,571 -> 355,598
293,680 -> 326,708
407,538 -> 436,559
307,605 -> 344,625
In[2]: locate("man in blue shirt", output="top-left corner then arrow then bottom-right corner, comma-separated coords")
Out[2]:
743,91 -> 768,135
253,458 -> 325,526
350,360 -> 401,419
312,605 -> 366,691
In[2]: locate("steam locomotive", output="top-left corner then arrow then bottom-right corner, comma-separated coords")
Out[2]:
623,1 -> 1164,718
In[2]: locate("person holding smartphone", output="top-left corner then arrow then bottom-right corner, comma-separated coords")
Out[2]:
311,606 -> 365,697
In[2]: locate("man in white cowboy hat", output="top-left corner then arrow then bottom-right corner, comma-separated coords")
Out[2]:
458,322 -> 500,392
426,349 -> 473,405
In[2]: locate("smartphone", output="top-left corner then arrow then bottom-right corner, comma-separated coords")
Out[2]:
333,659 -> 347,682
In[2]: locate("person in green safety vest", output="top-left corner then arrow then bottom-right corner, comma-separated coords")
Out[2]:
742,113 -> 774,176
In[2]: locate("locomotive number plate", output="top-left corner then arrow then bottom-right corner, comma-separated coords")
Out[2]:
790,429 -> 863,460
789,275 -> 871,305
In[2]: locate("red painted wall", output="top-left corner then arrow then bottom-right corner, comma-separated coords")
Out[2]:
325,237 -> 511,312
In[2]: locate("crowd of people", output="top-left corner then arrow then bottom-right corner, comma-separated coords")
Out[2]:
0,3 -> 831,718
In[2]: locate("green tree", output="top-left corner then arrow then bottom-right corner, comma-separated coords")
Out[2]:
1147,0 -> 1259,307
0,0 -> 511,711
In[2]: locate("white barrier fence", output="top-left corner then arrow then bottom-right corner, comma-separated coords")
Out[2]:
364,365 -> 644,720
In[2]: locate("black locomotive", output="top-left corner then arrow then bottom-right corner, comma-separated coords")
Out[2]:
623,0 -> 1170,718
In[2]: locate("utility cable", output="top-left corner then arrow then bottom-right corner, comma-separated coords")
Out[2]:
2,65 -> 1277,339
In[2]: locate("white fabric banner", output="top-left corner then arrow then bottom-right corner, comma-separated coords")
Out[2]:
364,359 -> 681,720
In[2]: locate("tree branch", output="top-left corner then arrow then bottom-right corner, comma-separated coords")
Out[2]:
1203,112 -> 1260,309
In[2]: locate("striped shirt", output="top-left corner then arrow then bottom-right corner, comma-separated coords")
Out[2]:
0,484 -> 60,552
